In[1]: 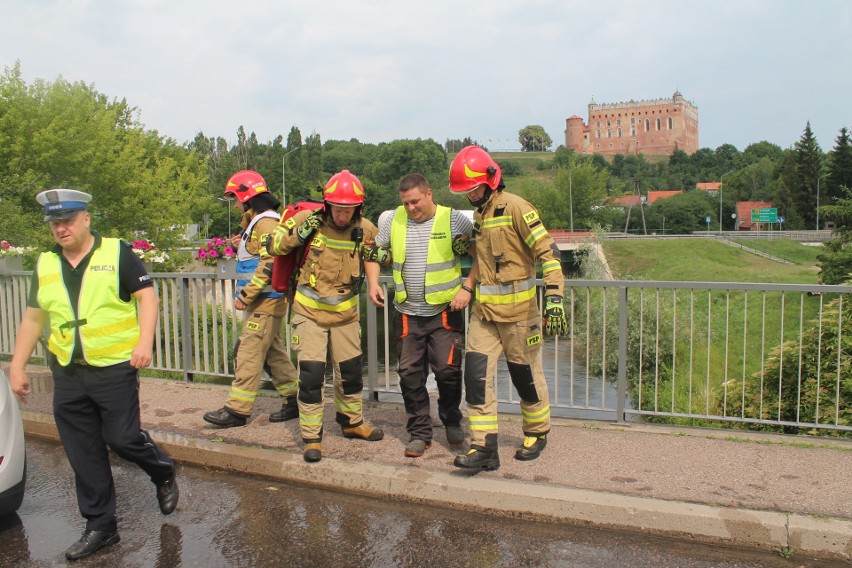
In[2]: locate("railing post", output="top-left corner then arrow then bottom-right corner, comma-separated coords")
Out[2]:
366,296 -> 379,401
180,276 -> 194,382
617,284 -> 628,423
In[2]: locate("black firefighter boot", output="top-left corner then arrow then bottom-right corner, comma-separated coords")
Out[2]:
269,396 -> 298,423
453,433 -> 500,471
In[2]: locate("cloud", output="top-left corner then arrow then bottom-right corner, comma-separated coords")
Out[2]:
2,0 -> 850,151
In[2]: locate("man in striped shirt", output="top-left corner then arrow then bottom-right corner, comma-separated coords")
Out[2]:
364,173 -> 476,458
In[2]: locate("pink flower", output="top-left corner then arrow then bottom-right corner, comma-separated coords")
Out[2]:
223,246 -> 235,257
1,241 -> 10,249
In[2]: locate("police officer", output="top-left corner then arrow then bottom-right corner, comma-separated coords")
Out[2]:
447,146 -> 569,471
203,170 -> 299,428
9,189 -> 178,560
270,170 -> 383,462
364,173 -> 474,458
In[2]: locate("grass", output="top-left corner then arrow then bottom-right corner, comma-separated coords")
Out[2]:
602,238 -> 820,283
596,237 -> 828,429
728,238 -> 823,265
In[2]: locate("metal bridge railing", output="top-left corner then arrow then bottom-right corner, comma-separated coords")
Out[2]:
2,271 -> 849,433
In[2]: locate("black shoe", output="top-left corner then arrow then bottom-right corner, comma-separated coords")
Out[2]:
156,474 -> 179,515
269,397 -> 298,422
453,447 -> 500,471
203,408 -> 247,428
65,529 -> 120,560
515,435 -> 547,461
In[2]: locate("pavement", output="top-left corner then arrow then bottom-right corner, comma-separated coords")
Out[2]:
10,363 -> 852,563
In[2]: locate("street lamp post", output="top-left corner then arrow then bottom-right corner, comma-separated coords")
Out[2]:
568,167 -> 574,233
282,145 -> 302,205
719,169 -> 734,232
816,173 -> 828,230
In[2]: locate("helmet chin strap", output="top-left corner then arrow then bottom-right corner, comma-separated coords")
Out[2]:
469,187 -> 494,208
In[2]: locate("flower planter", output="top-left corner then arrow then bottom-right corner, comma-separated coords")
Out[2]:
216,259 -> 238,280
0,256 -> 23,274
143,261 -> 155,273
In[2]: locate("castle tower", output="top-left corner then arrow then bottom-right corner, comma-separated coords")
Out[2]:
564,115 -> 587,153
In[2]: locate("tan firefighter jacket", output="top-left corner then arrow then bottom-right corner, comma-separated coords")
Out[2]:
471,190 -> 564,323
272,209 -> 377,327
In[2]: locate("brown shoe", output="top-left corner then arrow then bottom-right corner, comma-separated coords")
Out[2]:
303,443 -> 322,463
342,423 -> 384,441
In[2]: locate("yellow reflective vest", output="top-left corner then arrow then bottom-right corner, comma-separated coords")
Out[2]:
37,238 -> 140,366
391,205 -> 462,305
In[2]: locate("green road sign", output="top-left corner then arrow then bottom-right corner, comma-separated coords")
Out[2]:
751,208 -> 777,223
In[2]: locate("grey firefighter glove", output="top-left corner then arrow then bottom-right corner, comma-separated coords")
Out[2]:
296,210 -> 324,244
451,234 -> 471,257
543,295 -> 569,337
360,241 -> 389,264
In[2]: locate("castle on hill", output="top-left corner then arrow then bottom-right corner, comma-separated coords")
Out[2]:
564,91 -> 698,156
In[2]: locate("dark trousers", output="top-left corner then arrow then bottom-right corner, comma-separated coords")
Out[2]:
394,309 -> 464,442
52,361 -> 175,531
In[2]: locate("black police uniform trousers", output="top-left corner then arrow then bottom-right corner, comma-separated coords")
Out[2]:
52,360 -> 175,531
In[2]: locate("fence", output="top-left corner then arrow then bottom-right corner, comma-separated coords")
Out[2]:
2,270 -> 849,433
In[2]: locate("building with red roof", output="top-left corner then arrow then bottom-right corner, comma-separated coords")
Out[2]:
736,201 -> 773,231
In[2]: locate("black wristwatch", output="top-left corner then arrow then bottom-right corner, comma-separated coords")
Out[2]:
461,285 -> 474,294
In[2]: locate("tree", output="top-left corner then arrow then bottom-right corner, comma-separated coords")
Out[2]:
826,127 -> 852,204
518,125 -> 552,152
817,187 -> 852,284
643,190 -> 717,234
793,122 -> 824,229
0,63 -> 207,253
775,150 -> 804,229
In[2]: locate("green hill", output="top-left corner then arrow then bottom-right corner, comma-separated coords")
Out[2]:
601,238 -> 821,283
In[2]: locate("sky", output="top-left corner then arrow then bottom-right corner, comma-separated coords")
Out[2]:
2,1 -> 850,153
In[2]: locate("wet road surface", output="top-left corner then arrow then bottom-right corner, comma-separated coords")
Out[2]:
0,438 -> 840,567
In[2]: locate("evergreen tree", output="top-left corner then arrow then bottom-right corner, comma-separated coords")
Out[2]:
816,187 -> 852,284
793,122 -> 824,229
826,127 -> 852,204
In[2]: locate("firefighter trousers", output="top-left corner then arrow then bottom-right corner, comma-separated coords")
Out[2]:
291,314 -> 365,443
464,308 -> 551,447
225,312 -> 298,417
394,309 -> 464,443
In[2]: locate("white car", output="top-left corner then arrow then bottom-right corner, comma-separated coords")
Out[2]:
0,367 -> 26,516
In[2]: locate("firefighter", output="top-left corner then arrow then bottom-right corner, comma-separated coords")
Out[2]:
203,170 -> 299,428
270,170 -> 383,462
447,146 -> 569,471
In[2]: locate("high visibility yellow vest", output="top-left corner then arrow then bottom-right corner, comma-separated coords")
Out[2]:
37,238 -> 140,366
391,205 -> 461,305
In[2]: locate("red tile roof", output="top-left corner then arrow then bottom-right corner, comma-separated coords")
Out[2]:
647,190 -> 683,203
696,182 -> 721,191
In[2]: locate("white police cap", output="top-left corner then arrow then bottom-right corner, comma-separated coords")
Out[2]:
36,189 -> 92,221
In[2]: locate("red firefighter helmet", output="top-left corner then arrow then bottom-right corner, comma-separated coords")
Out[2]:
323,170 -> 365,207
448,145 -> 502,193
224,170 -> 269,203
